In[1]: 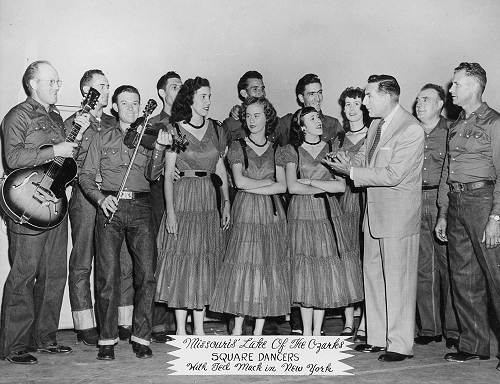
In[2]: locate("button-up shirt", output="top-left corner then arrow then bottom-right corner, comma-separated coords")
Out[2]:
2,97 -> 65,171
64,112 -> 116,174
79,121 -> 151,205
144,110 -> 170,181
438,102 -> 500,217
422,116 -> 448,187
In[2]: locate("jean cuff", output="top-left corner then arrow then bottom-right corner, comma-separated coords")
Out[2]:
131,335 -> 151,346
98,338 -> 119,346
72,309 -> 96,331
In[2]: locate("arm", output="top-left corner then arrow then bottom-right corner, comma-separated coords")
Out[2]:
163,150 -> 178,237
302,177 -> 346,194
0,135 -> 4,178
245,165 -> 287,195
231,162 -> 274,190
284,162 -> 324,195
352,123 -> 424,187
79,134 -> 105,205
215,156 -> 231,229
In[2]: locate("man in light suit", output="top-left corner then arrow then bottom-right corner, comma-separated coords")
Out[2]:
326,74 -> 424,362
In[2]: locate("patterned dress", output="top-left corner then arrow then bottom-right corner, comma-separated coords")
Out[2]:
211,140 -> 289,317
338,135 -> 365,303
277,143 -> 351,308
155,121 -> 226,309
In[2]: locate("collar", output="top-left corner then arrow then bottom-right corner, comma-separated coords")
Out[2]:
26,97 -> 59,114
159,110 -> 170,122
382,104 -> 399,127
458,102 -> 489,120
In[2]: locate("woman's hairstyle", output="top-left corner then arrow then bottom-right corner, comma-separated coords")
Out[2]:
239,96 -> 278,139
170,76 -> 210,123
338,86 -> 371,131
289,106 -> 317,146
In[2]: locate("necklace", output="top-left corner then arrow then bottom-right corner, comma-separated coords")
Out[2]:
304,137 -> 322,145
187,117 -> 205,129
248,136 -> 268,147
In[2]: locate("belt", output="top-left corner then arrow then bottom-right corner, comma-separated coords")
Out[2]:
179,170 -> 209,177
101,190 -> 150,199
422,185 -> 439,190
449,180 -> 494,193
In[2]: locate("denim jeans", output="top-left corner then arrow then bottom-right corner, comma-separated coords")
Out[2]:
447,185 -> 500,356
68,185 -> 135,330
0,217 -> 68,357
416,189 -> 458,338
94,196 -> 156,346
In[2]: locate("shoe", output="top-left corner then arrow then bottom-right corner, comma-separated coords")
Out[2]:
354,344 -> 385,353
77,328 -> 99,346
37,344 -> 72,354
151,331 -> 173,343
354,329 -> 367,343
414,335 -> 442,345
320,330 -> 326,336
378,351 -> 413,362
340,326 -> 354,336
445,338 -> 459,349
97,345 -> 115,360
131,341 -> 153,359
118,325 -> 132,341
5,350 -> 38,364
444,351 -> 489,362
290,329 -> 303,336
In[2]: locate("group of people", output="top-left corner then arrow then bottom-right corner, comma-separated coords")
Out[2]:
0,60 -> 499,372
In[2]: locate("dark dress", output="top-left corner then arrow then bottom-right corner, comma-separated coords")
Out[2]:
276,143 -> 350,308
155,121 -> 226,309
211,140 -> 290,317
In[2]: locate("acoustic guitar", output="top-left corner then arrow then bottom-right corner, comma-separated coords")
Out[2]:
0,88 -> 100,230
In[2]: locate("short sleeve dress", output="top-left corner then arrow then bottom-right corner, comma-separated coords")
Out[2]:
276,143 -> 350,309
155,120 -> 227,309
210,140 -> 290,317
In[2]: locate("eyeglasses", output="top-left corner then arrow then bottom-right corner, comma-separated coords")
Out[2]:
37,79 -> 63,87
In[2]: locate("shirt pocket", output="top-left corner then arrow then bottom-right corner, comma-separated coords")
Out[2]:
101,146 -> 121,171
464,126 -> 489,153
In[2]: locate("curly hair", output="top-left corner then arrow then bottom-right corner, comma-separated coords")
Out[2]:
289,106 -> 318,147
338,86 -> 371,131
237,71 -> 263,101
239,96 -> 278,139
170,77 -> 210,123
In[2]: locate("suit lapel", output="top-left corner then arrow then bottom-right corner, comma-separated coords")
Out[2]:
366,119 -> 381,164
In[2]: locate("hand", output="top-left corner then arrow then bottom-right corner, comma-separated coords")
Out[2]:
323,151 -> 351,176
74,113 -> 91,140
173,167 -> 181,181
482,218 -> 500,248
297,178 -> 311,185
53,141 -> 79,158
166,212 -> 178,239
156,130 -> 173,147
221,201 -> 231,230
99,195 -> 118,217
230,105 -> 241,121
435,218 -> 448,242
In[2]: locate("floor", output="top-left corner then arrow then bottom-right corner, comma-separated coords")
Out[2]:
0,316 -> 498,384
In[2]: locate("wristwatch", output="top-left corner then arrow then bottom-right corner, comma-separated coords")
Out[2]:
489,214 -> 500,221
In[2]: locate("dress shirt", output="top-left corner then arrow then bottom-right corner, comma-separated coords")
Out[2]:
422,116 -> 448,187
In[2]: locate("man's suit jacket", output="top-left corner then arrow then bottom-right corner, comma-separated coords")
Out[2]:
352,105 -> 424,238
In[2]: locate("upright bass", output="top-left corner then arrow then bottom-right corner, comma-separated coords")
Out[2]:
0,88 -> 100,230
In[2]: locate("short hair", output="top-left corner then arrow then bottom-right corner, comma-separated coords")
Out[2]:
111,85 -> 141,105
22,60 -> 51,96
156,71 -> 181,92
289,106 -> 318,146
338,86 -> 371,131
367,74 -> 400,101
170,77 -> 210,123
454,62 -> 487,93
237,71 -> 263,101
295,73 -> 321,98
240,97 -> 278,139
420,83 -> 446,102
79,69 -> 105,95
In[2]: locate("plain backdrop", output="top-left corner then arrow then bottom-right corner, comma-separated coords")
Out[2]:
1,0 -> 499,328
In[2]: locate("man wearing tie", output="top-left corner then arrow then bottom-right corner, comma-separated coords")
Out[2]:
326,74 -> 424,362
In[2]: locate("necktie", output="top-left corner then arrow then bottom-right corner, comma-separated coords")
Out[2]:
368,118 -> 385,164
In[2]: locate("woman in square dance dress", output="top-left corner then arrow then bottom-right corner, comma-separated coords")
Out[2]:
277,106 -> 350,336
211,97 -> 289,336
155,77 -> 230,336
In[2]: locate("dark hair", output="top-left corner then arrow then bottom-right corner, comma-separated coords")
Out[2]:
111,85 -> 140,105
420,83 -> 446,102
367,74 -> 400,101
237,71 -> 263,101
22,60 -> 51,96
296,73 -> 321,99
156,71 -> 181,92
170,77 -> 210,123
338,86 -> 371,131
289,106 -> 318,146
79,69 -> 105,95
240,97 -> 278,139
454,62 -> 487,93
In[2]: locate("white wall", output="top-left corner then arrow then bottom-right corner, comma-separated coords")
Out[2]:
1,0 -> 500,328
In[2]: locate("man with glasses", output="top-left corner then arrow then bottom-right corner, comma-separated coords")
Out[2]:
0,60 -> 89,364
